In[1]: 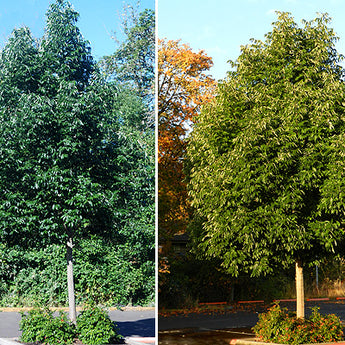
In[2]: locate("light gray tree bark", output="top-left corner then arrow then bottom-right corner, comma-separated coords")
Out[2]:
67,236 -> 77,324
296,260 -> 304,319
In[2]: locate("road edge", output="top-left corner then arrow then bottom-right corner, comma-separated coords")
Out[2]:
0,306 -> 155,312
0,337 -> 156,345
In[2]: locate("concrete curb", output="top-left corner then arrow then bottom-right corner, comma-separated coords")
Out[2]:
125,337 -> 156,344
229,339 -> 345,345
230,339 -> 284,345
0,339 -> 19,345
0,337 -> 155,345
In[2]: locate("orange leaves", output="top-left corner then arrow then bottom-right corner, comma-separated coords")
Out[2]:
158,39 -> 215,128
158,38 -> 215,241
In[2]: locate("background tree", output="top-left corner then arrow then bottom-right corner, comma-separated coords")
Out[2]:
158,38 -> 215,245
99,1 -> 155,303
188,12 -> 345,318
100,4 -> 155,127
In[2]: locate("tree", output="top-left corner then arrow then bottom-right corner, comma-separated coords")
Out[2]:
0,0 -> 114,323
188,12 -> 345,318
98,2 -> 155,296
100,5 -> 155,127
158,38 -> 215,246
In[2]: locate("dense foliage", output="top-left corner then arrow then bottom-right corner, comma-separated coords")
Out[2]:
76,304 -> 121,345
159,253 -> 234,308
253,304 -> 343,344
100,5 -> 155,127
0,0 -> 154,307
0,239 -> 154,307
20,305 -> 121,345
20,308 -> 76,344
188,12 -> 345,276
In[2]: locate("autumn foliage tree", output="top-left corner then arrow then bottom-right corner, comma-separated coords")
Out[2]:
158,39 -> 215,247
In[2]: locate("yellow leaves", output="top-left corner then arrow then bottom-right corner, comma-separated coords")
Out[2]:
158,258 -> 170,274
158,39 -> 216,122
158,38 -> 216,239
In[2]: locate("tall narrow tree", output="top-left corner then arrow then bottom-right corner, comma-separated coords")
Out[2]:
188,12 -> 345,318
40,0 -> 94,91
0,0 -> 110,323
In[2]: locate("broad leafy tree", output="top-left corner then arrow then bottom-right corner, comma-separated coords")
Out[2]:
99,3 -> 155,288
0,0 -> 154,322
188,12 -> 345,318
99,2 -> 155,292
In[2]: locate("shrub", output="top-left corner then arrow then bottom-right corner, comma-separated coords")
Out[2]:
20,308 -> 76,344
76,304 -> 121,344
253,303 -> 343,344
20,305 -> 122,345
0,239 -> 154,307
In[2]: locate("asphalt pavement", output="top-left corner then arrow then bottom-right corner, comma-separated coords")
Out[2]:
158,301 -> 345,344
159,311 -> 259,331
159,300 -> 345,331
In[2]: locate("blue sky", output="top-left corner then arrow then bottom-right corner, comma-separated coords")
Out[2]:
158,0 -> 345,80
0,0 -> 154,61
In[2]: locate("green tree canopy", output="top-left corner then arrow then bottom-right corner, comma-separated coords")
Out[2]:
40,0 -> 94,92
188,12 -> 345,277
0,27 -> 42,96
0,0 -> 154,253
0,0 -> 106,248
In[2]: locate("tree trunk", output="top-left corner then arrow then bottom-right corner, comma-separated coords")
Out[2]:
295,260 -> 304,319
67,236 -> 77,324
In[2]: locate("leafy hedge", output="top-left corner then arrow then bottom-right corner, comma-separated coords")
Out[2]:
0,237 -> 154,307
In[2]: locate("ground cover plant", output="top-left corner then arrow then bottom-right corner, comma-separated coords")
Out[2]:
253,303 -> 343,344
20,305 -> 121,345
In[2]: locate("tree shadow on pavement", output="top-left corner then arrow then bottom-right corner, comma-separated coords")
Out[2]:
116,318 -> 155,337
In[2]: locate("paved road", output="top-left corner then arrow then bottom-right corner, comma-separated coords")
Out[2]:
159,311 -> 259,331
0,308 -> 155,339
159,300 -> 345,331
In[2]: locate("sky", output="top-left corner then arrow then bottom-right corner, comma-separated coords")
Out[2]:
158,0 -> 345,80
0,0 -> 154,61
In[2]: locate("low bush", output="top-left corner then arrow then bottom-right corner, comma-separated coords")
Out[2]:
20,305 -> 121,345
253,303 -> 343,344
20,308 -> 76,344
76,304 -> 121,344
